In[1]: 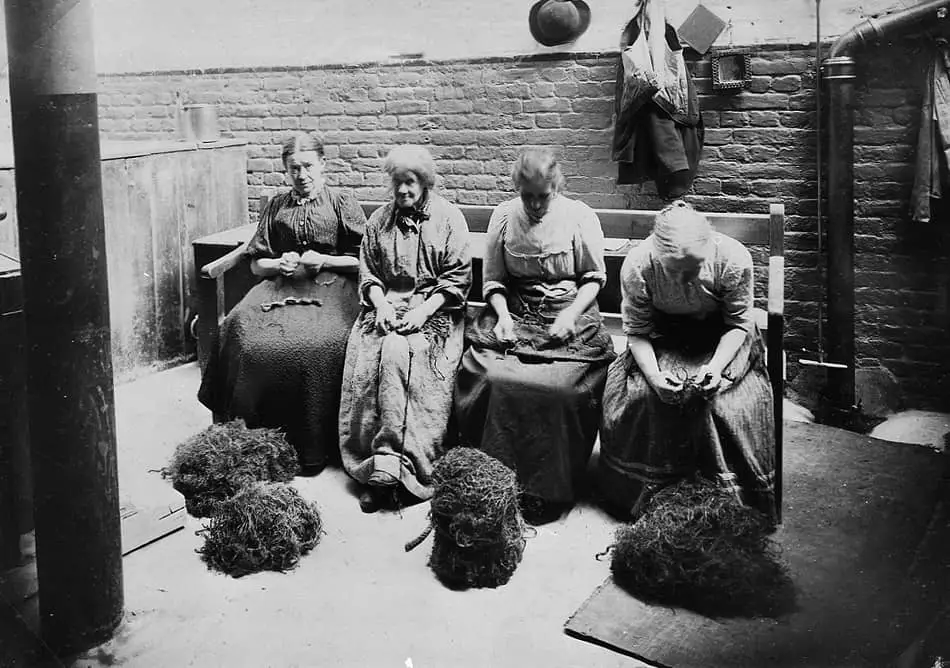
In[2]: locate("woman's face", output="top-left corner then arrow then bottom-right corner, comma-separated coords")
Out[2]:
519,178 -> 556,222
285,150 -> 325,197
660,250 -> 706,285
392,169 -> 424,210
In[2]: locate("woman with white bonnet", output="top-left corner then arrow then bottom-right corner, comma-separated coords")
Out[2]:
598,200 -> 776,522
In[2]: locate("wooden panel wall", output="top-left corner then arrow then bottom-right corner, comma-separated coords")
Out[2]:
0,140 -> 248,380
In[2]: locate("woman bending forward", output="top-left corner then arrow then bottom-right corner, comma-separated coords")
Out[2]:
598,200 -> 777,522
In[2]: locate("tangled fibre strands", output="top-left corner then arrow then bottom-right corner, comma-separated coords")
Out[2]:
609,480 -> 795,618
198,482 -> 323,578
665,367 -> 709,407
426,447 -> 526,590
162,419 -> 299,517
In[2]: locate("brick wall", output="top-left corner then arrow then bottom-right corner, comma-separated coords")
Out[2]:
851,40 -> 950,408
93,42 -> 950,410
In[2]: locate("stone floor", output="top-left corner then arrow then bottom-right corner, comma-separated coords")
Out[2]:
2,361 -> 948,668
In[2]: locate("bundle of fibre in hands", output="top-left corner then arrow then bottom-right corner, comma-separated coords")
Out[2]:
162,419 -> 300,517
198,481 -> 323,578
604,478 -> 795,618
406,447 -> 528,590
665,367 -> 717,407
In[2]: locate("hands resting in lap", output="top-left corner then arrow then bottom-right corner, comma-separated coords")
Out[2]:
277,250 -> 327,278
374,302 -> 431,335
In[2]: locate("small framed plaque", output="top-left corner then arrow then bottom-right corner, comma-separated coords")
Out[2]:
711,48 -> 752,91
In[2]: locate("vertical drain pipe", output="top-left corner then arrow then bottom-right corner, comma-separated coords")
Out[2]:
821,54 -> 857,423
821,0 -> 950,424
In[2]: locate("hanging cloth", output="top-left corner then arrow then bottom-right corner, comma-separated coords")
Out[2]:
618,0 -> 689,119
912,40 -> 950,223
612,0 -> 703,200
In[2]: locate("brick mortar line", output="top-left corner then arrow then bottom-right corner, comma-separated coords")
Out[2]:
87,42 -> 821,80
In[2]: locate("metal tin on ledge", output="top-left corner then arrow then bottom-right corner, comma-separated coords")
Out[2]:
178,104 -> 220,143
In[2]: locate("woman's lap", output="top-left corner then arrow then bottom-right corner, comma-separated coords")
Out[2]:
598,333 -> 776,518
455,346 -> 607,502
339,316 -> 465,500
199,272 -> 360,465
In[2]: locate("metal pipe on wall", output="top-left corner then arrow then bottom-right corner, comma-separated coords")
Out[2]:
822,53 -> 857,422
3,0 -> 124,655
821,0 -> 950,423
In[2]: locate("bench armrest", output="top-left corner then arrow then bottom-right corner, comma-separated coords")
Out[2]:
200,243 -> 248,280
768,203 -> 785,318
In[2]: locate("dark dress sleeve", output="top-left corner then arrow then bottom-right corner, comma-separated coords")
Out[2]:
244,194 -> 285,260
331,189 -> 367,257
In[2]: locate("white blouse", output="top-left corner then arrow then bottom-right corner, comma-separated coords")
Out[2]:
620,232 -> 755,336
482,195 -> 607,300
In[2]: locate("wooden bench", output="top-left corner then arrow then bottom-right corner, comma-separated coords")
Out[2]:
192,199 -> 786,519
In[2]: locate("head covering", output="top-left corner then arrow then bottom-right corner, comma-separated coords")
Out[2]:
652,200 -> 712,259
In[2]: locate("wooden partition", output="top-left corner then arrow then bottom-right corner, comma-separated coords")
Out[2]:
0,139 -> 248,379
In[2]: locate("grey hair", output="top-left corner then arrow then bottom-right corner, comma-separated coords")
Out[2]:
510,148 -> 566,191
383,145 -> 437,189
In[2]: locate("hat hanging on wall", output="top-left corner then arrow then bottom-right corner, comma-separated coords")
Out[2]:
529,0 -> 592,47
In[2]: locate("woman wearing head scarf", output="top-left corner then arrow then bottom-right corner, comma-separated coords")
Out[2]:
453,149 -> 616,525
198,132 -> 366,474
598,200 -> 776,522
339,145 -> 472,513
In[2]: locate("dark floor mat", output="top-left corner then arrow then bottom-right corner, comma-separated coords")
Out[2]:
565,421 -> 948,668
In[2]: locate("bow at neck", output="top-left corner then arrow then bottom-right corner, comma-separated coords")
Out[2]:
392,196 -> 430,228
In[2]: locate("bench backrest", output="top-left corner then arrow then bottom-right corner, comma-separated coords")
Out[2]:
360,202 -> 775,245
242,196 -> 782,317
356,200 -> 785,317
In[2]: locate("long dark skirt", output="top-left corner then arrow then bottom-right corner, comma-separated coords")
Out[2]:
454,290 -> 615,504
598,315 -> 776,521
197,270 -> 361,468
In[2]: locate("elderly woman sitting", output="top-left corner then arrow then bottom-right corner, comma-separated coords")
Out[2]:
453,149 -> 616,525
339,145 -> 472,513
598,200 -> 776,522
198,132 -> 366,474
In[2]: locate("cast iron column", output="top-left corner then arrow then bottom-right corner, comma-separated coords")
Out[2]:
3,0 -> 123,653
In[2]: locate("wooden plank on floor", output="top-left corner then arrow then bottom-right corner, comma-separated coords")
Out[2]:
119,491 -> 187,557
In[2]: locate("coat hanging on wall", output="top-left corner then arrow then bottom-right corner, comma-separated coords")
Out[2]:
912,39 -> 950,223
612,0 -> 704,200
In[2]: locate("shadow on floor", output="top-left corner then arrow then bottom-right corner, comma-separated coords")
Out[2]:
2,361 -> 948,668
